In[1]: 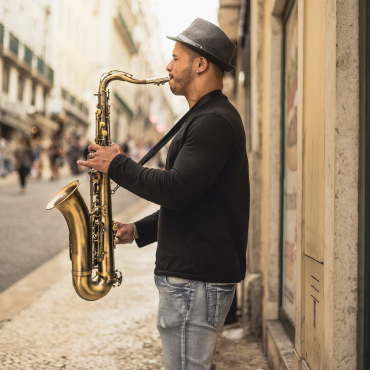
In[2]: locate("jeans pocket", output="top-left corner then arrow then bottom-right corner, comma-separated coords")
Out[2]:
166,276 -> 192,285
206,283 -> 236,331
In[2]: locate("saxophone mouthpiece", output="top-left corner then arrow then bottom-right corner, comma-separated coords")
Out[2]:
145,76 -> 170,86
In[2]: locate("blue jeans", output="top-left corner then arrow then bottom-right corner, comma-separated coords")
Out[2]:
154,275 -> 236,370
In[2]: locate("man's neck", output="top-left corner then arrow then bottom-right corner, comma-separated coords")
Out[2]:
185,80 -> 223,109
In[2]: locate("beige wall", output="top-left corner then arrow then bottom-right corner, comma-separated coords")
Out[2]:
250,0 -> 361,369
260,0 -> 283,346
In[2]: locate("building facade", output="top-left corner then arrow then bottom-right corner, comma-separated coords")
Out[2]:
0,0 -> 57,141
0,0 -> 174,170
219,0 -> 369,369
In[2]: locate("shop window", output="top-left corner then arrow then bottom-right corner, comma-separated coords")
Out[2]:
280,0 -> 298,339
2,64 -> 10,94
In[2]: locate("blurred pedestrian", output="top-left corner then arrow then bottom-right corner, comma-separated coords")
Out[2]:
14,137 -> 34,194
32,139 -> 43,180
67,136 -> 81,175
5,137 -> 15,174
48,135 -> 63,181
0,134 -> 7,178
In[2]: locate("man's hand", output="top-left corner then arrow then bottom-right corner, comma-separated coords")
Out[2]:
115,222 -> 139,244
77,143 -> 123,173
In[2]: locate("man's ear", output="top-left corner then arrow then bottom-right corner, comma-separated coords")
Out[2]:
198,57 -> 209,73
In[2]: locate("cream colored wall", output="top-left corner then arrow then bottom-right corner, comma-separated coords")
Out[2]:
260,0 -> 283,347
294,0 -> 360,369
254,0 -> 361,369
322,0 -> 359,369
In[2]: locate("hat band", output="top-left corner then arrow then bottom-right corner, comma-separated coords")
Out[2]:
177,34 -> 204,50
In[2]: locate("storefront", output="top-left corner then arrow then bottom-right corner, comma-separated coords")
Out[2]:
280,0 -> 298,340
220,0 -> 363,369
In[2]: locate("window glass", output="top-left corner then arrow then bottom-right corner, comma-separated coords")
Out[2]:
282,0 -> 298,325
2,64 -> 10,93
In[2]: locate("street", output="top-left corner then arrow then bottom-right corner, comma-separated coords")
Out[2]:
0,175 -> 269,370
0,173 -> 141,293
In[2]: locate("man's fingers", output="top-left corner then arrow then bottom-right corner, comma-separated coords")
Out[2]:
77,160 -> 90,167
88,143 -> 101,152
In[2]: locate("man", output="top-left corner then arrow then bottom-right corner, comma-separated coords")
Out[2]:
78,18 -> 250,370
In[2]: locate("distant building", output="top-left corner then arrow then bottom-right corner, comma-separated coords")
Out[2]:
0,0 -> 57,141
131,0 -> 176,145
47,0 -> 92,142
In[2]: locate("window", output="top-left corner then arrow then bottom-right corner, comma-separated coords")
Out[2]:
18,74 -> 25,102
280,0 -> 298,338
2,64 -> 10,93
31,82 -> 36,106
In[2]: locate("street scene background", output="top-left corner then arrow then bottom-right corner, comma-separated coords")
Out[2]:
0,0 -> 269,369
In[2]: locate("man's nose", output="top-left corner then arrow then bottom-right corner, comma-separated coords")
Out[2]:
166,61 -> 173,72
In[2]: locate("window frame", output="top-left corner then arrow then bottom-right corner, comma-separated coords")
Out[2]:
278,0 -> 298,343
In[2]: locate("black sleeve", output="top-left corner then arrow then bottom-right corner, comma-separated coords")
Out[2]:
108,113 -> 234,210
134,210 -> 159,248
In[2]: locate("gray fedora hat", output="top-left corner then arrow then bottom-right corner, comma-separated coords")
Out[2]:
167,18 -> 236,72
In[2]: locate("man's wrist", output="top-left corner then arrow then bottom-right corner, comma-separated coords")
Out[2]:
129,223 -> 138,244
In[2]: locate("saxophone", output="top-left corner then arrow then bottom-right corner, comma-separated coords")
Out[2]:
46,71 -> 169,301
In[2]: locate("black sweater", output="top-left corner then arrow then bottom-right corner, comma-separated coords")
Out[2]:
108,90 -> 250,283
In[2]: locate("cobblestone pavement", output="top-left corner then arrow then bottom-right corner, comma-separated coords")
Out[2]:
0,172 -> 140,292
0,200 -> 269,370
214,326 -> 269,370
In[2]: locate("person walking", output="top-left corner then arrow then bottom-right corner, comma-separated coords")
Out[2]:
15,137 -> 34,194
67,136 -> 81,175
32,139 -> 43,180
48,135 -> 63,181
0,134 -> 7,178
78,18 -> 250,370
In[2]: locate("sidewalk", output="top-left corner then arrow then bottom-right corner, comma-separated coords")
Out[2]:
0,201 -> 269,370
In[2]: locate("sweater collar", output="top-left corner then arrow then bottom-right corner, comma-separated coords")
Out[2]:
190,90 -> 223,112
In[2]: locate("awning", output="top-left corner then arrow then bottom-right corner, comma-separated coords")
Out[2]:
32,113 -> 60,132
0,110 -> 30,133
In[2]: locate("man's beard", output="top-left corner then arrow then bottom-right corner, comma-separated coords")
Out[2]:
170,63 -> 193,95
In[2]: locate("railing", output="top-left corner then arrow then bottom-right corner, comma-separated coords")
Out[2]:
9,33 -> 19,56
116,9 -> 136,52
61,88 -> 89,116
1,25 -> 54,86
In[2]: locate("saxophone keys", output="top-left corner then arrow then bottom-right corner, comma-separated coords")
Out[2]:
102,130 -> 108,137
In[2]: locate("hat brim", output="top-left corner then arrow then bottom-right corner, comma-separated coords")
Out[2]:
166,36 -> 236,72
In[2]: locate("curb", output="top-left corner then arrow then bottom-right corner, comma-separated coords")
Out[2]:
0,198 -> 158,322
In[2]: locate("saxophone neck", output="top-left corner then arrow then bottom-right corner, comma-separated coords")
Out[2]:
145,76 -> 170,85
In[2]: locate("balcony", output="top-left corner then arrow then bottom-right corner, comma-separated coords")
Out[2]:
114,1 -> 136,54
61,88 -> 89,119
9,33 -> 19,56
0,24 -> 54,88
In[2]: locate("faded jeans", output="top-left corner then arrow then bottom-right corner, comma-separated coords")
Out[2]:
154,275 -> 236,370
